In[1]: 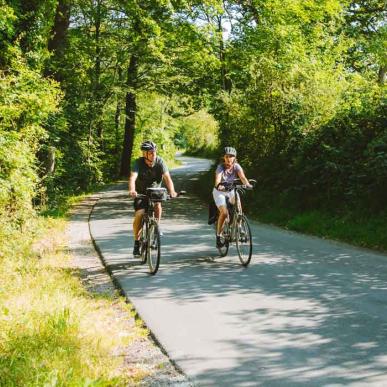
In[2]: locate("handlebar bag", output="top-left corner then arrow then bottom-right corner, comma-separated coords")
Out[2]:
146,187 -> 168,201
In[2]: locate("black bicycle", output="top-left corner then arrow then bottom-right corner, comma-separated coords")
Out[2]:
215,179 -> 256,266
135,187 -> 183,275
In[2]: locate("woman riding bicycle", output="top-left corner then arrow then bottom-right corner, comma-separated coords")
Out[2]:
213,147 -> 252,248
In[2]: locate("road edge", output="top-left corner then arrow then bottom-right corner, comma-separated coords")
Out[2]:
68,189 -> 192,385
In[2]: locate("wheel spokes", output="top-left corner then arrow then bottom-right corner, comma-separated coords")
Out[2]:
236,216 -> 252,266
147,223 -> 160,274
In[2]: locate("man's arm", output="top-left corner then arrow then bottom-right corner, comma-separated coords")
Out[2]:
163,171 -> 177,198
129,171 -> 138,198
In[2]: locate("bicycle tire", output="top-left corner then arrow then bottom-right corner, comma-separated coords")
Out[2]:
236,215 -> 252,266
147,220 -> 161,275
139,225 -> 147,264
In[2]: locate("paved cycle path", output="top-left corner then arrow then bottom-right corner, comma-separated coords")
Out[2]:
89,156 -> 387,386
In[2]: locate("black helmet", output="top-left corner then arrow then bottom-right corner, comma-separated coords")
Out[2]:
224,146 -> 237,156
140,140 -> 157,151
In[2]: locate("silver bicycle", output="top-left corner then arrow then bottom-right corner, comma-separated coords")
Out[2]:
215,179 -> 256,266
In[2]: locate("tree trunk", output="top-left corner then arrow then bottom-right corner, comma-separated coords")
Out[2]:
378,66 -> 386,85
114,99 -> 121,155
47,0 -> 71,54
120,55 -> 138,177
94,0 -> 103,140
217,16 -> 231,92
114,98 -> 121,176
45,0 -> 71,80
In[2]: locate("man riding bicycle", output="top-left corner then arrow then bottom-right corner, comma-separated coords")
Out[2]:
213,146 -> 252,248
129,140 -> 177,256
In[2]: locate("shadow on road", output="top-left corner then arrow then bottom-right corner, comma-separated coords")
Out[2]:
90,179 -> 387,385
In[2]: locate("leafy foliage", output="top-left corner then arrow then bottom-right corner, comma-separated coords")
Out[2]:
0,0 -> 386,239
0,54 -> 60,236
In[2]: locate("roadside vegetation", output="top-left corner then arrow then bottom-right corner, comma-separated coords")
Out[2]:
192,169 -> 387,253
0,207 -> 150,385
0,1 -> 386,383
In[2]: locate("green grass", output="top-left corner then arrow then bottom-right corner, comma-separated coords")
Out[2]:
39,182 -> 107,218
248,196 -> 387,252
0,212 -> 146,386
189,171 -> 387,253
283,210 -> 387,251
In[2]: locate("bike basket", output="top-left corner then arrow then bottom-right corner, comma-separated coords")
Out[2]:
146,187 -> 168,201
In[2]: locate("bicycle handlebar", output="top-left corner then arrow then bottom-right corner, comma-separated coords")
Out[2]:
216,179 -> 256,192
134,190 -> 186,200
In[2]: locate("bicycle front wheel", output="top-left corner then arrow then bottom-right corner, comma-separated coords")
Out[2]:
139,226 -> 147,264
147,221 -> 161,275
236,215 -> 252,266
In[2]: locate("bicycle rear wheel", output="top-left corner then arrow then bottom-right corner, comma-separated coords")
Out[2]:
236,215 -> 252,266
147,220 -> 160,275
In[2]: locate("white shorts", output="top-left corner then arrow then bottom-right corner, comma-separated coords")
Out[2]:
212,188 -> 235,208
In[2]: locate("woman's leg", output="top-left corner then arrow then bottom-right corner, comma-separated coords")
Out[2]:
213,188 -> 228,235
216,205 -> 228,235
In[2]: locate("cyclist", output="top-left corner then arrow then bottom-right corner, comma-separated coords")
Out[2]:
129,140 -> 177,256
213,146 -> 252,248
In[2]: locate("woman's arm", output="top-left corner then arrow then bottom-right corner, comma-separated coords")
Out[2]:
237,168 -> 252,187
214,171 -> 222,189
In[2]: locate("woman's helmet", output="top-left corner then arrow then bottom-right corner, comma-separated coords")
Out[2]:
224,146 -> 237,156
140,140 -> 157,151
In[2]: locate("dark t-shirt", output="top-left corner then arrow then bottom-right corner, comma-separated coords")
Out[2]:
132,156 -> 168,194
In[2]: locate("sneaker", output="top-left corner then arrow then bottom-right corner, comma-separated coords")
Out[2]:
133,241 -> 141,256
216,236 -> 224,248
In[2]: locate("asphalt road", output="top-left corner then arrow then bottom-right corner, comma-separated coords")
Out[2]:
89,155 -> 387,386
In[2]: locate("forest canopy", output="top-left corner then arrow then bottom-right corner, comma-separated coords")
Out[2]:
0,0 -> 386,238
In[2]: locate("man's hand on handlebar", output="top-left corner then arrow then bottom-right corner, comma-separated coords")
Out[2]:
129,190 -> 137,198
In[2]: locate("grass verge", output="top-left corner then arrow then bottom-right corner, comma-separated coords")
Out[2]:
189,168 -> 387,252
255,205 -> 387,252
0,201 -> 148,386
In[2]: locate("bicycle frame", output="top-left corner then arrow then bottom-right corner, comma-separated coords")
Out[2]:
224,188 -> 243,241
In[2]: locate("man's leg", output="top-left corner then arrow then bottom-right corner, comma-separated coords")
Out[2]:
154,202 -> 163,235
133,209 -> 144,256
133,209 -> 145,240
154,202 -> 162,223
